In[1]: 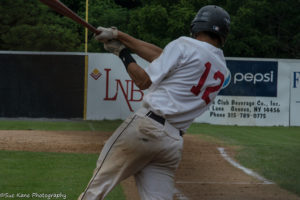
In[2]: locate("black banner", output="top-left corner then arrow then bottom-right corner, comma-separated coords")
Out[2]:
0,53 -> 84,118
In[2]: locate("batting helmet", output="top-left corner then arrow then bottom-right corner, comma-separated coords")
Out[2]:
191,5 -> 230,46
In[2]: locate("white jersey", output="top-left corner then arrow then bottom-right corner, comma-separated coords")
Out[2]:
143,36 -> 228,131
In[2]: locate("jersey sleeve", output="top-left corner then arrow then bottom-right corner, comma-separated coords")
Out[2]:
145,38 -> 183,85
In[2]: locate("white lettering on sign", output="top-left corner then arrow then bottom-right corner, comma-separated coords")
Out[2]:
234,71 -> 274,84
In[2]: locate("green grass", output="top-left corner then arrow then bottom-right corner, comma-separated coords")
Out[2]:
0,120 -> 125,199
0,151 -> 125,200
0,120 -> 122,132
1,120 -> 300,197
188,123 -> 300,196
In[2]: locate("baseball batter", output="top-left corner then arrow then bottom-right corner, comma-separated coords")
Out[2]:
79,5 -> 230,200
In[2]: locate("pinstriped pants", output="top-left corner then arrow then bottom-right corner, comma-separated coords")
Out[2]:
78,107 -> 183,200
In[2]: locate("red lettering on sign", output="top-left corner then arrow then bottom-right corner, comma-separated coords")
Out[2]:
115,79 -> 134,112
130,80 -> 144,101
104,69 -> 117,100
103,68 -> 144,112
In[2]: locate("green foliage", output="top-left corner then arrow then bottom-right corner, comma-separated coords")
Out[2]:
2,24 -> 81,51
0,0 -> 299,58
86,0 -> 128,52
223,0 -> 300,58
115,0 -> 141,9
167,4 -> 195,38
0,0 -> 82,52
128,4 -> 170,47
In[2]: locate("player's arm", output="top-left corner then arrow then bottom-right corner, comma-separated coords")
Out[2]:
117,31 -> 162,63
101,40 -> 152,90
127,62 -> 152,90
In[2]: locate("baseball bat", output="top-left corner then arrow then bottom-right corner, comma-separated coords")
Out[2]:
39,0 -> 101,35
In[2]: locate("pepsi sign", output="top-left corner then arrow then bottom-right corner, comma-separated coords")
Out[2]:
219,60 -> 278,97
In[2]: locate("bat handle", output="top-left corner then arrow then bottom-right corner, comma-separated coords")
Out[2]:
90,27 -> 102,35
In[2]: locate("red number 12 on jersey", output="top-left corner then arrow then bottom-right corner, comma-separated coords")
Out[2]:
190,62 -> 225,104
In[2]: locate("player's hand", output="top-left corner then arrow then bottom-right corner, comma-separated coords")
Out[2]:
104,39 -> 125,56
95,26 -> 118,42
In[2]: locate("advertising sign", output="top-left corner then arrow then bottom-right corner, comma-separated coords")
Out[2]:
86,54 -> 297,127
86,53 -> 148,120
219,60 -> 278,97
289,64 -> 300,126
195,59 -> 290,126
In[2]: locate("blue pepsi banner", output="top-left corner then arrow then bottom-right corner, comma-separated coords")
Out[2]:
195,59 -> 290,126
219,60 -> 278,97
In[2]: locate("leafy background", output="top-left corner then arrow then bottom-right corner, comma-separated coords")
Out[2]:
0,0 -> 299,58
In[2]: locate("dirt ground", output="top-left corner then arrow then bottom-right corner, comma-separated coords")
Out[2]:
0,130 -> 299,200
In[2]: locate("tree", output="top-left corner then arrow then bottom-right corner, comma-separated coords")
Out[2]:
86,0 -> 128,52
223,0 -> 300,58
114,0 -> 141,9
0,0 -> 82,51
127,4 -> 170,47
0,0 -> 299,58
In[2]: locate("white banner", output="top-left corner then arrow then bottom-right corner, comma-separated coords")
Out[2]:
86,54 -> 299,127
86,53 -> 148,120
289,63 -> 300,126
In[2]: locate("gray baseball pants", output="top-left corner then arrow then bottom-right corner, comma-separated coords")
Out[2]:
79,107 -> 183,200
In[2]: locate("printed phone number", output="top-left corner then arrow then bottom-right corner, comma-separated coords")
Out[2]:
227,113 -> 267,119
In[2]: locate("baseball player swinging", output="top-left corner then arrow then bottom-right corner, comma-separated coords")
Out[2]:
79,5 -> 230,200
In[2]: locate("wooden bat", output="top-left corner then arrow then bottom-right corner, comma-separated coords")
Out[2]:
39,0 -> 101,34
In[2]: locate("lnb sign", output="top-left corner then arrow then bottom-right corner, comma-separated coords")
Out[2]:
219,60 -> 278,97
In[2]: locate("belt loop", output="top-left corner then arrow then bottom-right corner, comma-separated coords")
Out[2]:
146,111 -> 165,125
146,111 -> 151,117
179,130 -> 184,137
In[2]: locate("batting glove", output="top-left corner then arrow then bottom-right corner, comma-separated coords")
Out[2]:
95,26 -> 118,42
104,39 -> 125,56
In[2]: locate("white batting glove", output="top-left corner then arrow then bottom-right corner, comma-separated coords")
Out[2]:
95,26 -> 118,42
104,39 -> 125,56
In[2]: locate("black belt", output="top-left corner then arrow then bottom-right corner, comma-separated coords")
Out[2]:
146,111 -> 184,136
146,111 -> 165,125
